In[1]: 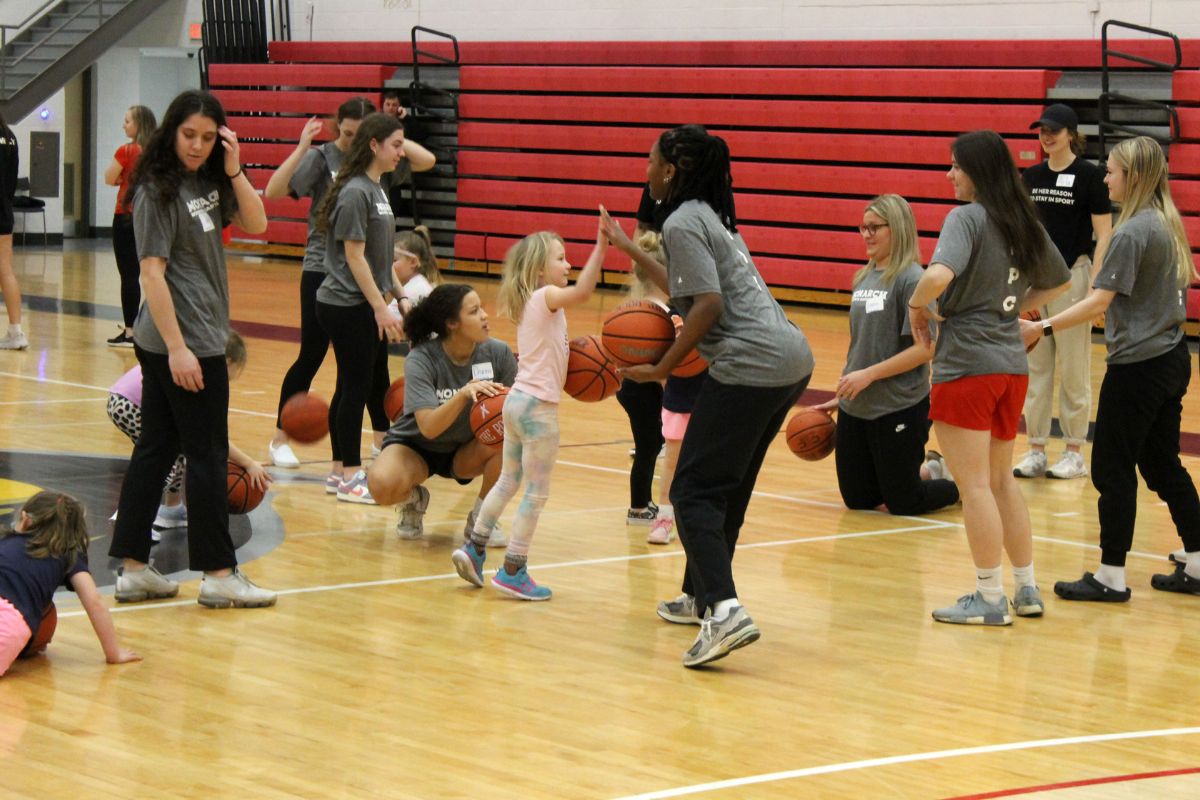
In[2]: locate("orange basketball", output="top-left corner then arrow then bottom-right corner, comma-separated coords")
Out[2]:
601,300 -> 675,366
1020,309 -> 1041,354
19,603 -> 56,658
672,346 -> 708,378
470,387 -> 509,447
565,335 -> 621,402
786,407 -> 836,461
227,461 -> 266,514
385,377 -> 406,422
280,392 -> 329,443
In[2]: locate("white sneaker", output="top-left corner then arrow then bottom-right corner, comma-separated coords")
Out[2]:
1013,450 -> 1048,478
154,503 -> 188,529
0,330 -> 29,350
1047,451 -> 1088,480
396,485 -> 430,539
486,521 -> 507,549
198,569 -> 277,608
924,449 -> 954,482
268,440 -> 301,468
115,564 -> 179,603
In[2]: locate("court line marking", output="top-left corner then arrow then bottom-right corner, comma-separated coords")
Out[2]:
56,519 -> 951,617
0,397 -> 105,406
942,765 -> 1200,800
606,727 -> 1200,800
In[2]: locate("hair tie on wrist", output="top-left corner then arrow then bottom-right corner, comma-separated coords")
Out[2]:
227,167 -> 244,180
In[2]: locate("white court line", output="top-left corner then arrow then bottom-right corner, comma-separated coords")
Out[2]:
0,397 -> 104,406
1032,534 -> 1162,562
1052,511 -> 1081,517
56,519 -> 951,618
608,726 -> 1200,800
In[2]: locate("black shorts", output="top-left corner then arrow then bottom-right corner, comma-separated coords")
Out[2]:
381,437 -> 473,485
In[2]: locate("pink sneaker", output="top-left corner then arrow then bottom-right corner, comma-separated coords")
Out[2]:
647,517 -> 674,545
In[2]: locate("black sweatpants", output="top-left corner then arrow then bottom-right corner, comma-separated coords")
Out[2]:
109,347 -> 234,571
1092,340 -> 1200,567
672,374 -> 809,612
317,301 -> 384,469
616,378 -> 664,508
275,270 -> 331,427
834,397 -> 959,515
111,213 -> 140,328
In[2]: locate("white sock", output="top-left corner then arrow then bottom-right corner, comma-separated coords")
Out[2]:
657,503 -> 674,521
8,324 -> 22,335
1186,551 -> 1200,581
975,566 -> 1005,605
1094,564 -> 1127,592
1171,547 -> 1187,562
711,597 -> 740,619
1011,563 -> 1036,590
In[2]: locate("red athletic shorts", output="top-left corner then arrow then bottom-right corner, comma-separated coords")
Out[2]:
929,373 -> 1029,441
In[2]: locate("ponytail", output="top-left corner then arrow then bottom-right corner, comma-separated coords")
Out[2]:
404,283 -> 473,344
1,491 -> 89,560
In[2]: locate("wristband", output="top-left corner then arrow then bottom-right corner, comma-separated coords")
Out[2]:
227,167 -> 244,180
1042,320 -> 1054,337
908,302 -> 924,310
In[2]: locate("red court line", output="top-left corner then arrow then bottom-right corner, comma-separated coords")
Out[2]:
942,766 -> 1200,799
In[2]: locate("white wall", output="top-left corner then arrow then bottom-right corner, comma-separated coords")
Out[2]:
300,0 -> 1200,42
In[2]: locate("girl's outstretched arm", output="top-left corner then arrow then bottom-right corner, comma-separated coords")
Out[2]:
69,571 -> 142,664
545,212 -> 608,311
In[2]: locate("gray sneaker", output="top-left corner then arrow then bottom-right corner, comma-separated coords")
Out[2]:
115,564 -> 180,603
932,591 -> 1012,626
395,485 -> 430,539
198,569 -> 277,608
924,450 -> 954,482
0,330 -> 29,350
682,605 -> 761,668
1013,450 -> 1048,478
1011,584 -> 1045,617
1047,451 -> 1088,480
463,508 -> 508,548
656,593 -> 701,625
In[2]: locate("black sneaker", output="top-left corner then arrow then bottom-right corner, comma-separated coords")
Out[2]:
107,330 -> 134,348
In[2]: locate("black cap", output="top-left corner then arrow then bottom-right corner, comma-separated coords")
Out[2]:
1030,103 -> 1078,131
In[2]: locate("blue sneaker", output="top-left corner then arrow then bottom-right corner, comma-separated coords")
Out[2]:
491,565 -> 551,601
451,544 -> 486,588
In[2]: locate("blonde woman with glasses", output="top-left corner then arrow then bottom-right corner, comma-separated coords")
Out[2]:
1022,136 -> 1200,602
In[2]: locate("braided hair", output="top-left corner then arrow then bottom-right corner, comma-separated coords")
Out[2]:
657,125 -> 738,232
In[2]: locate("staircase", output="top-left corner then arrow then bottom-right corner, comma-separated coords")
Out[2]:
0,0 -> 163,122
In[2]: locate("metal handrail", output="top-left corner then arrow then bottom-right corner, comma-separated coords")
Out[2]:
1,0 -> 121,98
1098,19 -> 1183,154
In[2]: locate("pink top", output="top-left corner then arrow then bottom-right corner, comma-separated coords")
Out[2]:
511,287 -> 568,403
109,365 -> 143,406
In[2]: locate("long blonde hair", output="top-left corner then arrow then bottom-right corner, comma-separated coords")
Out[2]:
0,491 -> 88,561
395,225 -> 441,286
625,231 -> 666,301
852,194 -> 922,288
1109,136 -> 1197,289
498,231 -> 563,323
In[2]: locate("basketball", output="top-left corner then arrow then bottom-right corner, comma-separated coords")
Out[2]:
385,377 -> 406,422
601,300 -> 675,366
280,392 -> 329,443
1020,309 -> 1041,354
18,603 -> 57,658
786,407 -> 836,461
672,346 -> 708,378
228,461 -> 266,514
565,335 -> 621,402
470,387 -> 509,447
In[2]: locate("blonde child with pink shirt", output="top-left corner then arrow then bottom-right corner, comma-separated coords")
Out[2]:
451,216 -> 607,599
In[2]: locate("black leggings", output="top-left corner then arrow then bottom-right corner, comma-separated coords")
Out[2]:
616,378 -> 664,508
316,301 -> 388,468
834,397 -> 959,515
112,213 -> 140,328
275,270 -> 331,428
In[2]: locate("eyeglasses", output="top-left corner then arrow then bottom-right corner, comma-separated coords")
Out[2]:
858,223 -> 889,236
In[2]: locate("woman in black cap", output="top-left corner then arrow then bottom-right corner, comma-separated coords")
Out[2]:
1013,103 -> 1112,482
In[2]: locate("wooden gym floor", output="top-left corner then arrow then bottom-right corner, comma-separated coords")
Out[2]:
1,241 -> 1198,799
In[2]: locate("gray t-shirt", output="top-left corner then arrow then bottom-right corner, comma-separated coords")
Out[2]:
387,338 -> 519,452
289,142 -> 343,273
929,203 -> 1068,383
1092,208 -> 1186,364
840,263 -> 930,420
662,200 -> 814,387
317,174 -> 396,306
132,174 -> 237,358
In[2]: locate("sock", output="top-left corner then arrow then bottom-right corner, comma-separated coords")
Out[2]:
1011,563 -> 1036,590
469,528 -> 490,550
657,503 -> 674,521
975,566 -> 1004,605
1094,564 -> 1127,592
1170,547 -> 1187,562
503,552 -> 527,575
711,597 -> 740,619
8,324 -> 22,335
1186,551 -> 1200,581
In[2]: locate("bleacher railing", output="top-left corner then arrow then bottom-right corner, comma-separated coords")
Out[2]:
409,25 -> 460,182
1098,19 -> 1182,154
200,0 -> 291,89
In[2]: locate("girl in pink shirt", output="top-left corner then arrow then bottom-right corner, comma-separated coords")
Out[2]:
452,217 -> 607,599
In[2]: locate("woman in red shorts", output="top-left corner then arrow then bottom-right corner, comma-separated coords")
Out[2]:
908,130 -> 1070,626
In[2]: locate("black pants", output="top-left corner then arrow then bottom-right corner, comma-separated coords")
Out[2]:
111,213 -> 140,328
672,374 -> 809,612
275,271 -> 331,428
317,301 -> 387,468
109,347 -> 234,571
835,397 -> 959,515
1093,340 -> 1200,566
616,378 -> 664,508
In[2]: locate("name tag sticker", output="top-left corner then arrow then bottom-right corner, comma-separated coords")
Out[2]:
472,362 -> 495,381
196,210 -> 215,232
1056,173 -> 1076,188
865,297 -> 885,313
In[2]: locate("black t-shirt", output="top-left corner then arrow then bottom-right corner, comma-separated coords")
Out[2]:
635,184 -> 668,233
1022,157 -> 1111,266
0,124 -> 17,222
0,534 -> 87,636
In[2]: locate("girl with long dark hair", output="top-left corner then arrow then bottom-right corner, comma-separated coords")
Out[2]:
602,125 -> 813,667
103,104 -> 157,347
908,130 -> 1069,626
108,89 -> 274,609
